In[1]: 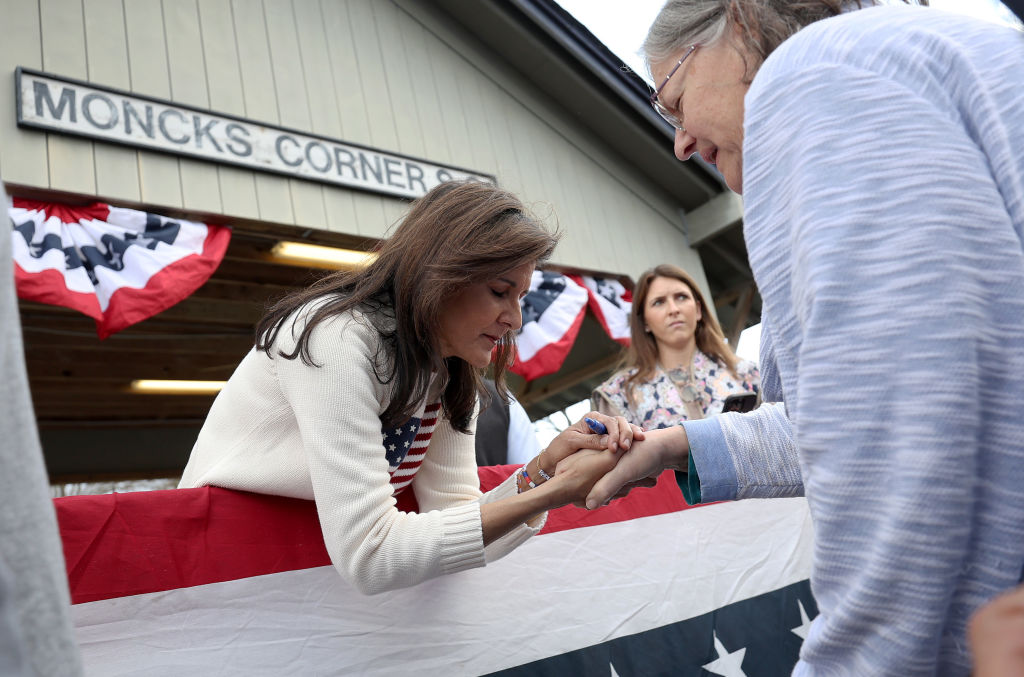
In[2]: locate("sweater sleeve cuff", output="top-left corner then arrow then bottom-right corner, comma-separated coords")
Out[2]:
438,501 -> 487,575
480,470 -> 546,563
681,418 -> 739,503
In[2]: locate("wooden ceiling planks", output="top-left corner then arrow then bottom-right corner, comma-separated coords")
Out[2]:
19,230 -> 333,439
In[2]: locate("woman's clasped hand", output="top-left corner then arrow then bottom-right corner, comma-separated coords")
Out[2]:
536,414 -> 645,507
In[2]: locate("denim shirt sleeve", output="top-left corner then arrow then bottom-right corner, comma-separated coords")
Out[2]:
681,403 -> 803,503
679,417 -> 739,503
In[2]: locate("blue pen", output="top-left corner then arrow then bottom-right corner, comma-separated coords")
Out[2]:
583,417 -> 607,435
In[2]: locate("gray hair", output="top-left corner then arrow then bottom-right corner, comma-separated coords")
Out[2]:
642,0 -> 926,79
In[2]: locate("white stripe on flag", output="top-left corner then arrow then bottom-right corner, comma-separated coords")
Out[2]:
516,272 -> 588,362
83,212 -> 212,310
581,275 -> 631,342
72,498 -> 813,676
9,210 -> 95,294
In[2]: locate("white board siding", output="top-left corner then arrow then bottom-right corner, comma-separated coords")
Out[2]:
0,1 -> 47,186
40,0 -> 96,196
123,0 -> 181,209
2,0 -> 704,281
84,0 -> 141,204
198,0 -> 259,219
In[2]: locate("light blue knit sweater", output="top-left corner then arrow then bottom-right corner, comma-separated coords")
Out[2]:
682,6 -> 1024,675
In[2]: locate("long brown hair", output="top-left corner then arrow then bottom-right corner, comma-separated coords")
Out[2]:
256,180 -> 559,432
620,264 -> 739,403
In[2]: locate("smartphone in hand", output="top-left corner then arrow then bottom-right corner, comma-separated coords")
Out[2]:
721,393 -> 757,414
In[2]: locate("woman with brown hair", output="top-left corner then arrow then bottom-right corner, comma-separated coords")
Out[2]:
591,264 -> 758,429
179,180 -> 639,595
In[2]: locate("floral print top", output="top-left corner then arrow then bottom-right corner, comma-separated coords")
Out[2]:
592,350 -> 760,430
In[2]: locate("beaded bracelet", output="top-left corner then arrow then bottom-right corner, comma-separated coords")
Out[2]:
535,450 -> 552,482
518,465 -> 538,493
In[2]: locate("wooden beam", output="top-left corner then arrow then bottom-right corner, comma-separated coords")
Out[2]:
22,327 -> 253,354
684,191 -> 743,246
713,277 -> 759,309
189,277 -> 295,303
37,417 -> 208,429
704,238 -> 750,276
728,284 -> 756,347
18,306 -> 256,337
26,348 -> 240,380
32,400 -> 215,418
517,352 -> 622,408
213,257 -> 329,287
19,296 -> 264,327
713,286 -> 743,310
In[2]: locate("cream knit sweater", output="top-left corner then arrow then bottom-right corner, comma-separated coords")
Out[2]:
180,305 -> 542,595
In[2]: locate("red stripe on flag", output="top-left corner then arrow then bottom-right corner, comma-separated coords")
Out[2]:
96,225 -> 231,338
14,263 -> 103,321
55,468 -> 692,604
12,198 -> 110,224
391,460 -> 424,475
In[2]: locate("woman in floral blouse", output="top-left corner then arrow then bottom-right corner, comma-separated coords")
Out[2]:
592,264 -> 759,430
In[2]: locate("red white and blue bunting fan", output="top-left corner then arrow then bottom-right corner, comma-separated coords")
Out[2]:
511,270 -> 588,381
9,199 -> 231,338
573,274 -> 632,345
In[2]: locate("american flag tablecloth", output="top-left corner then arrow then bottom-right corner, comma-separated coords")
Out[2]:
55,467 -> 815,676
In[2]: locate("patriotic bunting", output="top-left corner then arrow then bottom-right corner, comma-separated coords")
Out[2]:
573,274 -> 632,345
9,199 -> 230,338
511,272 -> 633,381
511,270 -> 589,380
55,470 -> 815,676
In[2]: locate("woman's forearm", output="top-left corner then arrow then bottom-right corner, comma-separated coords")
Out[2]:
480,448 -> 621,545
479,481 -> 561,546
479,412 -> 640,545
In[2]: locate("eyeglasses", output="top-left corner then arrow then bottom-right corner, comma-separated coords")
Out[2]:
649,44 -> 698,132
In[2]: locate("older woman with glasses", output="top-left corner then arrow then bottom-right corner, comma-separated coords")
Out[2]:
583,1 -> 1024,674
